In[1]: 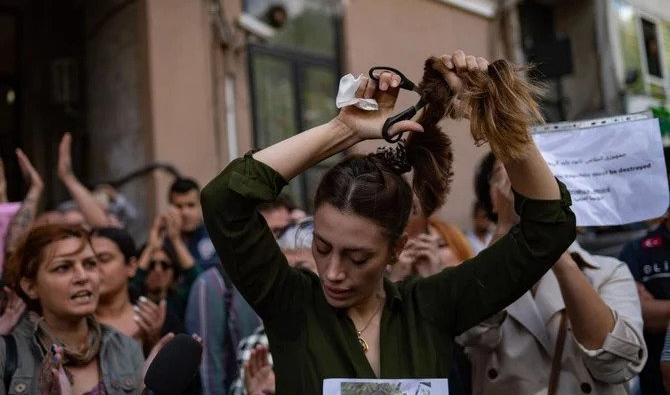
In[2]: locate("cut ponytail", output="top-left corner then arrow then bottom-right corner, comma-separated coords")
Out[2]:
315,56 -> 543,242
403,57 -> 544,217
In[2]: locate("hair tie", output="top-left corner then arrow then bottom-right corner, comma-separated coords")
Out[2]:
372,141 -> 412,174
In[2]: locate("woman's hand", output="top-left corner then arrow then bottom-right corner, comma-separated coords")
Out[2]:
410,233 -> 444,277
57,133 -> 76,182
336,72 -> 423,141
148,215 -> 165,250
438,49 -> 490,119
134,296 -> 167,349
0,287 -> 26,335
16,148 -> 44,197
244,345 -> 276,395
0,158 -> 6,203
164,207 -> 183,242
389,248 -> 416,282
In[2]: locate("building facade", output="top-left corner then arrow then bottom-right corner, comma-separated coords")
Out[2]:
0,0 -> 506,236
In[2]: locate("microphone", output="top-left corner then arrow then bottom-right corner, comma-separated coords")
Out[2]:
143,334 -> 203,395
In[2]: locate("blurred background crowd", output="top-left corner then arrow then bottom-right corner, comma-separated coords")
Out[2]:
1,0 -> 670,394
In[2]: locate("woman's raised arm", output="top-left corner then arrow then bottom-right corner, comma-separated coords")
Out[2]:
252,73 -> 422,180
441,50 -> 559,201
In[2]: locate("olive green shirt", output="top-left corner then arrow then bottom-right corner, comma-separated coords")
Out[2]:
201,154 -> 576,394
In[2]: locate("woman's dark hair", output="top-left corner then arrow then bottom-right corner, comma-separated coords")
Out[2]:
315,157 -> 414,240
4,224 -> 91,312
474,152 -> 497,222
91,227 -> 138,263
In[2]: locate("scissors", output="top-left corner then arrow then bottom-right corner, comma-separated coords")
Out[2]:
369,66 -> 426,143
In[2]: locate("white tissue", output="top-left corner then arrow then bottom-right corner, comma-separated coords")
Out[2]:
335,74 -> 379,111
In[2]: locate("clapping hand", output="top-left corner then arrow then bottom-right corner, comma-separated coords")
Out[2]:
244,345 -> 276,395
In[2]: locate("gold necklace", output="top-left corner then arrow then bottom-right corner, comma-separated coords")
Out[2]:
354,296 -> 384,353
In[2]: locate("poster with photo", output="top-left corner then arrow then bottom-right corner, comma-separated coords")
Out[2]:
323,378 -> 449,395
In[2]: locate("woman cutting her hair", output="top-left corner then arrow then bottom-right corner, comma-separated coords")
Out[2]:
201,50 -> 576,393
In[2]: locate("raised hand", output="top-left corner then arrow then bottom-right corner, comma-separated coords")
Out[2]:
133,296 -> 167,349
389,248 -> 416,283
336,72 -> 423,141
438,49 -> 490,119
244,345 -> 276,395
410,233 -> 444,277
0,158 -> 6,203
16,148 -> 44,195
57,133 -> 75,181
148,215 -> 166,250
164,207 -> 183,242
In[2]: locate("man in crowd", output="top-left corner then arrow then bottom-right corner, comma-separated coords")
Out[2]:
168,177 -> 219,270
185,196 -> 298,395
620,214 -> 670,395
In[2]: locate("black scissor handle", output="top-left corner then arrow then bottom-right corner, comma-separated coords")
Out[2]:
381,106 -> 420,143
369,66 -> 416,91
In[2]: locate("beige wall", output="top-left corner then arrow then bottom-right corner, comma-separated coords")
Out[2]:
218,0 -> 255,162
344,0 -> 495,230
144,0 -> 217,214
143,0 -> 252,217
141,0 -> 495,229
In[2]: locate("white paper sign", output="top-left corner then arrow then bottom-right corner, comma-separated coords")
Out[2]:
532,116 -> 669,226
323,378 -> 449,395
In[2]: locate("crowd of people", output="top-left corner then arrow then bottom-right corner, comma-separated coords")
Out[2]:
0,49 -> 668,395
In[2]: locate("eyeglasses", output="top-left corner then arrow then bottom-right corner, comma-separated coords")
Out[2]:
148,259 -> 174,271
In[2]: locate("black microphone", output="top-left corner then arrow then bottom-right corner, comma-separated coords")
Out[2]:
143,334 -> 203,395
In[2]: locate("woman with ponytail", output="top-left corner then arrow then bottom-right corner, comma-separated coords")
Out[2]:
201,49 -> 576,393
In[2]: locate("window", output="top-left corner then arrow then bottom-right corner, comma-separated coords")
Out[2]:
641,18 -> 662,78
246,0 -> 341,210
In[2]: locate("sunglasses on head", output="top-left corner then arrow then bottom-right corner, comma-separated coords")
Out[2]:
148,259 -> 174,271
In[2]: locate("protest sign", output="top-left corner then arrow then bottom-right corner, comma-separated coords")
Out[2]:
532,113 -> 669,226
323,378 -> 449,395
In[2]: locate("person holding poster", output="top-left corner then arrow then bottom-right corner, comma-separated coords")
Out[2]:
201,50 -> 575,393
459,159 -> 646,395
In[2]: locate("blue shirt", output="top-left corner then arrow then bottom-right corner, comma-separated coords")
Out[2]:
186,224 -> 220,271
185,267 -> 260,395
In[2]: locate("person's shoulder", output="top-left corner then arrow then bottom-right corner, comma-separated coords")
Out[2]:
100,324 -> 143,356
587,254 -> 633,280
189,267 -> 227,299
196,266 -> 225,285
193,223 -> 210,240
